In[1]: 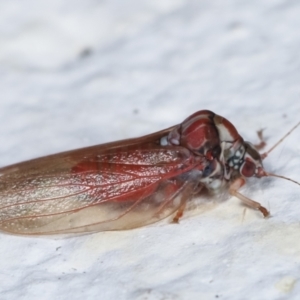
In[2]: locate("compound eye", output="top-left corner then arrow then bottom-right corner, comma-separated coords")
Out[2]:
241,160 -> 256,177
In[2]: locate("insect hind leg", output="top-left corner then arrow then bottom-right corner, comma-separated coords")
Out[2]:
171,184 -> 204,223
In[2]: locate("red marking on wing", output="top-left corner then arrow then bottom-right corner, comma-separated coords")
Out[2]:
0,140 -> 206,234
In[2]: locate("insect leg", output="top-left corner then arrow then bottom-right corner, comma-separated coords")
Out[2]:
154,179 -> 198,223
229,178 -> 269,217
172,201 -> 187,223
254,129 -> 267,150
172,184 -> 204,223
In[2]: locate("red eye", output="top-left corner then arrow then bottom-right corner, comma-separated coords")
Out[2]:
241,161 -> 256,177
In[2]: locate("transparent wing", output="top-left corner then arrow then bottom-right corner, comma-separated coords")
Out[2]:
0,128 -> 204,235
0,175 -> 198,235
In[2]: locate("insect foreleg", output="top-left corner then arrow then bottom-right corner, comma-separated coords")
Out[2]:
254,129 -> 267,150
229,178 -> 269,217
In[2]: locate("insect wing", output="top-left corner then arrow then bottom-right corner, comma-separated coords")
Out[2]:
0,128 -> 203,235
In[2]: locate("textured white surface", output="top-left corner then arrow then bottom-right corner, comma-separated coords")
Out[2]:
1,1 -> 300,299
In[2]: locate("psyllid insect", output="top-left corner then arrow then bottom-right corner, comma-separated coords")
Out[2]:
0,110 -> 299,235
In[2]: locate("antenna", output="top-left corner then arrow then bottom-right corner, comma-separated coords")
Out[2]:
261,121 -> 300,159
266,172 -> 300,186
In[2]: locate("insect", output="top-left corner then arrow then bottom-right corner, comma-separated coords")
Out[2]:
0,110 -> 298,235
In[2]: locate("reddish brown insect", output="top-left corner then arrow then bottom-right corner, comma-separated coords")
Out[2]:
0,110 -> 298,235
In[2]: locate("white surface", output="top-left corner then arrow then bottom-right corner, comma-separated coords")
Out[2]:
0,1 -> 300,299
